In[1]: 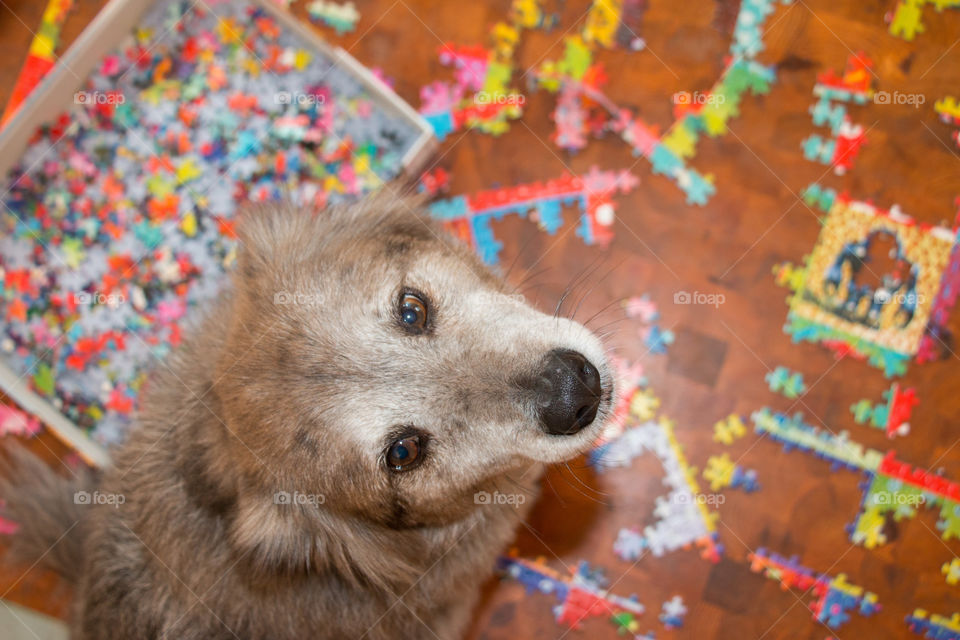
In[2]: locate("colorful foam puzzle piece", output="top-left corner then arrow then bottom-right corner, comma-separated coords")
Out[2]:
427,167 -> 638,265
765,366 -> 806,398
306,1 -> 360,34
713,414 -> 747,445
887,0 -> 960,41
496,554 -> 645,634
943,558 -> 960,586
906,609 -> 960,639
802,182 -> 838,213
659,595 -> 687,629
749,549 -> 880,630
643,325 -> 674,354
850,383 -> 918,438
703,453 -> 760,493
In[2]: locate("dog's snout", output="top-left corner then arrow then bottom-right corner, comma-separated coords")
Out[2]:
536,349 -> 601,435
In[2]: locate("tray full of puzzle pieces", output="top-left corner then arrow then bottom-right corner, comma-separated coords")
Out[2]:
0,0 -> 436,465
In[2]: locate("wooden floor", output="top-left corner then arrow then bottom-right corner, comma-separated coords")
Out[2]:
2,0 -> 960,638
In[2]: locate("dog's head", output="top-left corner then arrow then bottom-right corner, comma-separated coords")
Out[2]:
215,193 -> 614,533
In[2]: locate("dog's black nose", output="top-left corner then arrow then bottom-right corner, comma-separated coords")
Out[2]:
536,349 -> 602,435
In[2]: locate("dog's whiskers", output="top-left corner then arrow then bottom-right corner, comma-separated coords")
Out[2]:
568,257 -> 625,323
553,252 -> 606,321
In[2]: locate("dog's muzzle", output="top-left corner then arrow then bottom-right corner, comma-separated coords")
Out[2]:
534,349 -> 602,435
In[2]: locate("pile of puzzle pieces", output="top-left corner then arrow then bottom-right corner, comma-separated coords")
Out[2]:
887,0 -> 960,41
748,548 -> 880,629
850,382 -> 919,438
802,53 -> 873,175
0,0 -> 422,445
905,609 -> 960,640
427,168 -> 638,264
496,554 -> 648,634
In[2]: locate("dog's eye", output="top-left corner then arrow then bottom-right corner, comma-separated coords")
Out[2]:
399,293 -> 427,331
386,435 -> 422,471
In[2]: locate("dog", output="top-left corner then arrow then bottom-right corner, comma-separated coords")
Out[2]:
2,192 -> 614,639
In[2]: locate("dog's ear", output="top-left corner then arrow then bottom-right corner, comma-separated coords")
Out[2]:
234,188 -> 433,283
234,202 -> 322,282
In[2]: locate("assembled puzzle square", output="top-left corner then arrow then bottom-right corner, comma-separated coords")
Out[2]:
782,197 -> 959,376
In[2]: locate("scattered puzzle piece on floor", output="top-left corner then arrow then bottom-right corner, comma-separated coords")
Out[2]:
0,403 -> 41,438
713,414 -> 747,445
703,453 -> 760,492
642,325 -> 674,354
943,558 -> 960,586
850,382 -> 918,438
428,167 -> 638,264
765,366 -> 806,398
496,553 -> 646,634
752,408 -> 885,473
749,549 -> 880,629
803,182 -> 839,214
804,54 -> 873,175
306,1 -> 360,35
418,168 -> 451,196
906,609 -> 960,640
659,595 -> 687,629
935,95 -> 960,149
625,294 -> 659,323
887,0 -> 960,41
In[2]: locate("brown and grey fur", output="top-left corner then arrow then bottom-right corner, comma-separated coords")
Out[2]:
1,193 -> 614,639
